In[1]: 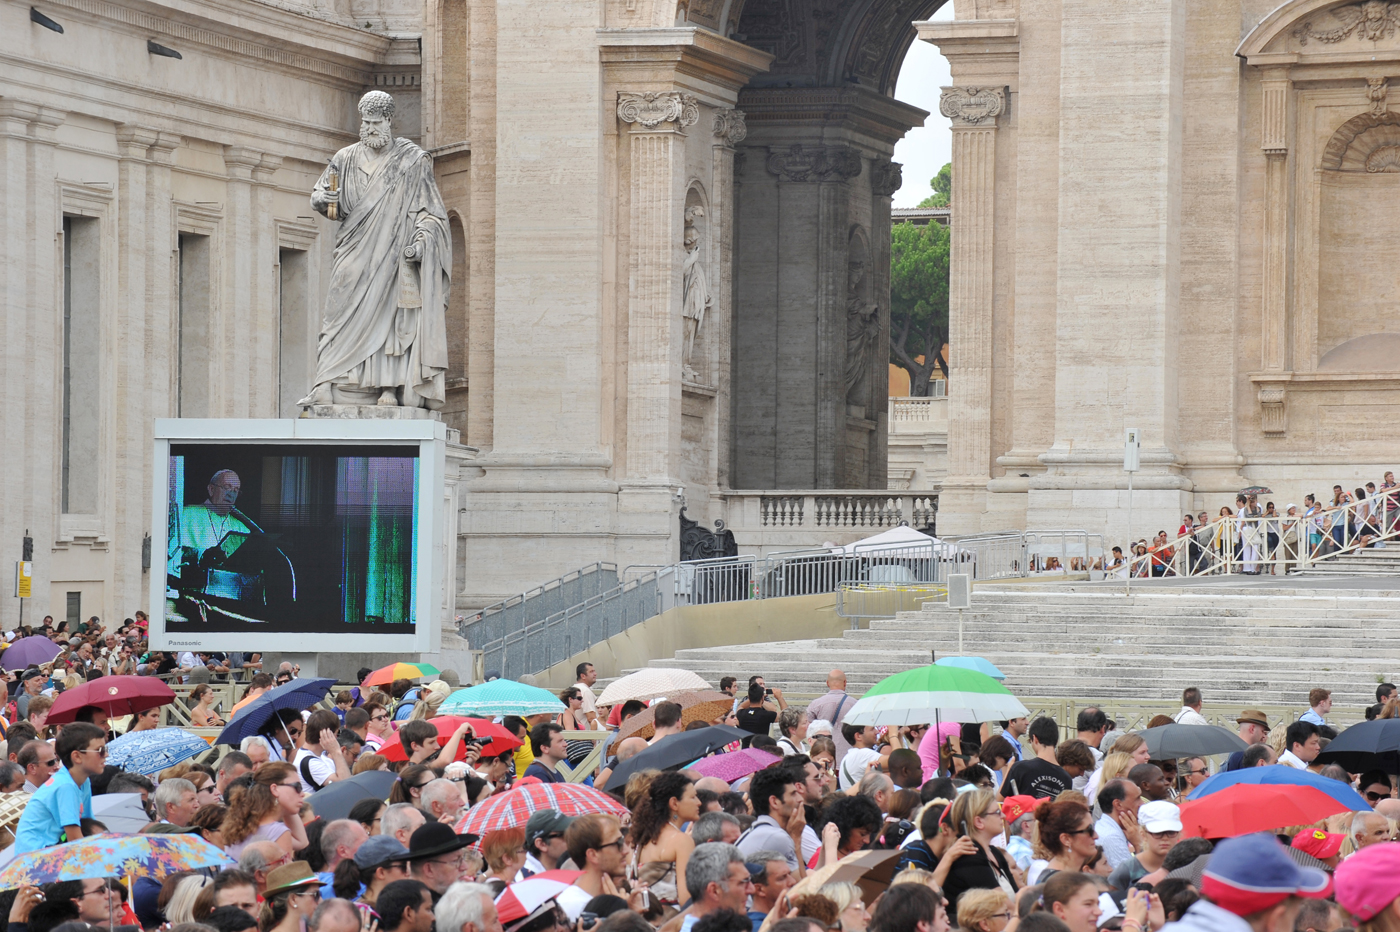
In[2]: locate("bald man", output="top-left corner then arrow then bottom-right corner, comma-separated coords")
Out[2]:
597,737 -> 649,791
805,670 -> 853,762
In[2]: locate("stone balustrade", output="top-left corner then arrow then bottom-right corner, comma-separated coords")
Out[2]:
720,490 -> 938,555
887,395 -> 947,491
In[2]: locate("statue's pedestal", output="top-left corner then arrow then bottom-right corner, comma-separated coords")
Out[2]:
300,403 -> 461,445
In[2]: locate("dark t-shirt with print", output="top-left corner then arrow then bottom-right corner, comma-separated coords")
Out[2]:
736,706 -> 778,736
1003,758 -> 1072,799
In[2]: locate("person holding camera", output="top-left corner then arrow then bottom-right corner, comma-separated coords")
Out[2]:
736,680 -> 786,737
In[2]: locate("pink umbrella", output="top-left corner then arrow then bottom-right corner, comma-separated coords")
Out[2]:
689,748 -> 781,783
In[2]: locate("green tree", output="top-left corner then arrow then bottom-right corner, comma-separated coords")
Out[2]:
889,219 -> 949,396
918,162 -> 951,208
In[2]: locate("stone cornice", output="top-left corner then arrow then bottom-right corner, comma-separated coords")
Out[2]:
598,27 -> 774,93
737,85 -> 926,145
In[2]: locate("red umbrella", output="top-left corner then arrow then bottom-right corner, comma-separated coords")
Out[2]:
378,716 -> 521,763
47,676 -> 177,724
456,782 -> 629,840
1178,784 -> 1353,839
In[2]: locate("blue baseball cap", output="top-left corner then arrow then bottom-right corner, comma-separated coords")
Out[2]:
1201,833 -> 1332,916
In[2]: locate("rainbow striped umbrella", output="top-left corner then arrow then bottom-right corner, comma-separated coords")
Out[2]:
844,664 -> 1027,726
363,662 -> 442,687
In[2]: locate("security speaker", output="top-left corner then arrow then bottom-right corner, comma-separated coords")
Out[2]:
948,573 -> 971,610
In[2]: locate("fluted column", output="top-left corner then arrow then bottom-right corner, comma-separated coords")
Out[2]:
939,87 -> 1003,528
252,154 -> 283,416
710,108 -> 745,490
1257,67 -> 1291,435
223,145 -> 262,416
617,91 -> 695,482
869,159 -> 901,491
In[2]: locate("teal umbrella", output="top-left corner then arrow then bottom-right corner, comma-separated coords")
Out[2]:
934,656 -> 1006,681
438,679 -> 566,717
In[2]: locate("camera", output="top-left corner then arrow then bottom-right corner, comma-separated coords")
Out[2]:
464,736 -> 488,747
765,688 -> 773,696
580,913 -> 598,930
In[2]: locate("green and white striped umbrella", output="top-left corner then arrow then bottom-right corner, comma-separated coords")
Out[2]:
844,664 -> 1028,726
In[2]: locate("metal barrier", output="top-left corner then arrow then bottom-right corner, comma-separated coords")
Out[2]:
457,562 -> 619,643
1022,530 -> 1107,575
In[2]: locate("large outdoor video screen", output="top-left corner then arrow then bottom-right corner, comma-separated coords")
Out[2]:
164,443 -> 420,635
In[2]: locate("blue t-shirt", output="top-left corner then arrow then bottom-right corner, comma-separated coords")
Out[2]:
523,762 -> 565,784
14,768 -> 92,853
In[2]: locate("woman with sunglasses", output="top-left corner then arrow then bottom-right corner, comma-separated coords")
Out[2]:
258,862 -> 323,932
1030,797 -> 1098,885
219,762 -> 310,860
388,764 -> 434,806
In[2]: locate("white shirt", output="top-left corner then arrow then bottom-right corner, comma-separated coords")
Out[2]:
574,682 -> 598,721
1095,813 -> 1133,868
839,748 -> 881,790
293,748 -> 337,791
1174,706 -> 1208,727
1279,749 -> 1309,770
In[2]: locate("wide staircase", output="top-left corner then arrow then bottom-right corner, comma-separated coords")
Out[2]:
1295,546 -> 1400,577
646,580 -> 1400,710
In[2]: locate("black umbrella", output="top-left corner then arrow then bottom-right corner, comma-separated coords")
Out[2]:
1140,724 -> 1248,759
214,677 -> 337,746
1316,719 -> 1400,774
602,725 -> 749,791
307,770 -> 398,820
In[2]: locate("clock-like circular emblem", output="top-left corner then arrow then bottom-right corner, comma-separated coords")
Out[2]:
108,687 -> 119,695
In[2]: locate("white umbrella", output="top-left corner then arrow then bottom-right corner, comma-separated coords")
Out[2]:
91,794 -> 152,833
596,668 -> 711,705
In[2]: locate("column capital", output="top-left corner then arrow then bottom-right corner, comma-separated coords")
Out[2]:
712,108 -> 746,147
30,107 -> 67,143
148,131 -> 182,165
0,99 -> 42,132
116,124 -> 161,159
939,86 -> 1006,128
765,144 -> 862,183
617,91 -> 699,130
223,145 -> 264,181
870,159 -> 902,198
253,152 -> 284,183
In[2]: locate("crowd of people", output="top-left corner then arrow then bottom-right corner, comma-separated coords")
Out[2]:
0,659 -> 1399,932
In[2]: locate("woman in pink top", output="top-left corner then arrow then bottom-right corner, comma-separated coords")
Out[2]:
918,722 -> 964,783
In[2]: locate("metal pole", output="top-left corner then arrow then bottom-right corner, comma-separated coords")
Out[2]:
958,608 -> 964,656
1126,472 -> 1133,596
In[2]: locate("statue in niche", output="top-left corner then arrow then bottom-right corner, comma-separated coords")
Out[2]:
681,205 -> 711,381
844,242 -> 880,407
301,90 -> 450,409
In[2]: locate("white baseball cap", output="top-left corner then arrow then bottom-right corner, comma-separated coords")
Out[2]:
1139,800 -> 1183,834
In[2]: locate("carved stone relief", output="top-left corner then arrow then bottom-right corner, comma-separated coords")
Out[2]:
1259,388 -> 1287,435
765,144 -> 861,182
1294,1 -> 1400,45
616,92 -> 700,129
681,203 -> 711,380
712,108 -> 748,147
1321,110 -> 1400,170
870,159 -> 902,197
939,86 -> 1006,127
1369,76 -> 1390,114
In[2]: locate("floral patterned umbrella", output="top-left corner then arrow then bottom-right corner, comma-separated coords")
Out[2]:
454,783 -> 628,840
105,728 -> 209,776
0,833 -> 234,888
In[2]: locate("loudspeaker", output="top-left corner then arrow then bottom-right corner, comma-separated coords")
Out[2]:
948,573 -> 971,609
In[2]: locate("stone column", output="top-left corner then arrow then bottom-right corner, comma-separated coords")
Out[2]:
223,146 -> 263,416
711,108 -> 746,490
1257,67 -> 1291,435
938,87 -> 1004,532
869,159 -> 902,491
617,91 -> 695,483
252,154 -> 284,417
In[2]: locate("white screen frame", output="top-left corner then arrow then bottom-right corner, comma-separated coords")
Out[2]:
149,418 -> 445,654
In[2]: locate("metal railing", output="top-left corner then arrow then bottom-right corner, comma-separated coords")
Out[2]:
457,562 -> 619,643
1121,496 -> 1400,579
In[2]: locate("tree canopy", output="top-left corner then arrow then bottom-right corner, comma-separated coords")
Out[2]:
918,162 -> 951,208
889,219 -> 950,397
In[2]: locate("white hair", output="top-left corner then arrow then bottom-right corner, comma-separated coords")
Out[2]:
240,735 -> 273,757
421,778 -> 462,812
153,777 -> 196,819
435,882 -> 495,932
166,875 -> 212,925
382,801 -> 424,838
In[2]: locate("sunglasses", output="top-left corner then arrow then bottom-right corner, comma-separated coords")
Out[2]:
1366,790 -> 1391,802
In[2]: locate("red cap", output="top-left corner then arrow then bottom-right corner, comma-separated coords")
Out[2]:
1292,829 -> 1345,860
1002,795 -> 1046,823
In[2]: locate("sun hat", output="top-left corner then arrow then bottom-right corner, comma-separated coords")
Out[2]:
1140,801 -> 1183,834
263,861 -> 323,898
1334,841 -> 1400,921
1200,833 -> 1331,916
1291,828 -> 1345,860
1236,710 -> 1271,729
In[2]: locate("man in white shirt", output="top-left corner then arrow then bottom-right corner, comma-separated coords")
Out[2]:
838,724 -> 882,790
293,709 -> 351,791
1173,686 -> 1208,726
573,662 -> 600,728
1093,778 -> 1142,869
1279,721 -> 1322,770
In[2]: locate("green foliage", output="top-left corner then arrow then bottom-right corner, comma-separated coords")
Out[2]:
889,220 -> 950,396
917,162 -> 951,208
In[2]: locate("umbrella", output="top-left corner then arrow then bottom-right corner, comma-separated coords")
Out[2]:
617,691 -> 735,741
1139,724 -> 1249,759
0,832 -> 233,887
456,783 -> 629,839
495,870 -> 593,923
438,680 -> 566,718
787,850 -> 903,905
363,662 -> 442,688
1240,486 -> 1273,495
688,748 -> 780,783
1316,719 -> 1400,774
596,668 -> 711,705
306,771 -> 398,821
843,665 -> 1028,726
379,717 -> 522,763
934,656 -> 1006,681
106,728 -> 211,775
1187,764 -> 1372,810
47,676 -> 177,725
90,794 -> 152,834
601,725 -> 749,792
214,677 -> 337,746
1167,847 -> 1331,886
1,637 -> 60,671
1177,784 -> 1354,839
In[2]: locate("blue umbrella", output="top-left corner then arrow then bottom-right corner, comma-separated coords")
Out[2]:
438,679 -> 565,717
1187,763 -> 1372,810
2,637 -> 61,671
214,677 -> 336,746
934,656 -> 1006,681
108,727 -> 211,775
